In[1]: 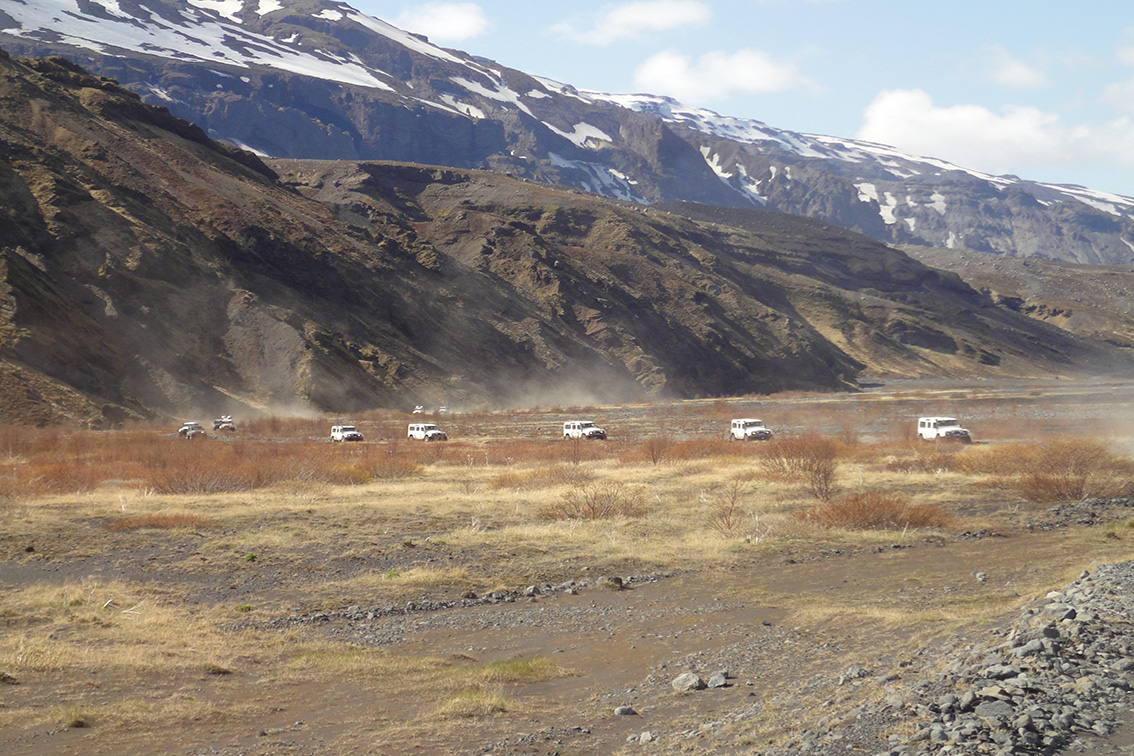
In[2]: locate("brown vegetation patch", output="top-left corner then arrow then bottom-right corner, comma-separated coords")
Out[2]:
538,481 -> 647,520
104,512 -> 217,531
791,490 -> 954,531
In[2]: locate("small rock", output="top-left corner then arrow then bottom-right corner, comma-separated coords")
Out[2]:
614,705 -> 637,716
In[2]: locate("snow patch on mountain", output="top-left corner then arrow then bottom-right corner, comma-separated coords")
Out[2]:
451,76 -> 533,117
548,153 -> 644,202
545,122 -> 612,149
188,0 -> 245,22
438,95 -> 484,119
700,147 -> 733,179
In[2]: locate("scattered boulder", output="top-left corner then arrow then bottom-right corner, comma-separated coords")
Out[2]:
596,576 -> 624,591
671,672 -> 706,692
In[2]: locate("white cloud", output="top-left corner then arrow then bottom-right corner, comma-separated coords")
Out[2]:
551,1 -> 711,46
984,46 -> 1048,89
1103,76 -> 1134,114
633,48 -> 818,104
856,88 -> 1134,182
1116,26 -> 1134,66
393,2 -> 489,44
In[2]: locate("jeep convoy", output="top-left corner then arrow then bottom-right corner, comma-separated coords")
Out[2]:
408,423 -> 448,442
730,418 -> 774,441
177,412 -> 973,446
917,416 -> 972,443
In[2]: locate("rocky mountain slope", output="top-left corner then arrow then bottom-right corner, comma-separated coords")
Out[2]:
3,0 -> 1133,265
900,245 -> 1134,353
4,49 -> 1132,426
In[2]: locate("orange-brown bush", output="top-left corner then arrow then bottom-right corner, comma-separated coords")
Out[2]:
949,437 -> 1134,502
670,438 -> 742,461
538,481 -> 646,520
104,512 -> 217,531
759,434 -> 840,501
1012,438 -> 1134,502
641,435 -> 675,466
881,443 -> 965,474
791,490 -> 953,531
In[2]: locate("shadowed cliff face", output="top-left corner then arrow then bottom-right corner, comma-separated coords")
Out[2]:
0,51 -> 1130,427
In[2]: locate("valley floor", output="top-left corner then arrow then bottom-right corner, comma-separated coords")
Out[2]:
2,378 -> 1134,755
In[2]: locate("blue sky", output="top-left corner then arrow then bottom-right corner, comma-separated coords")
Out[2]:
350,0 -> 1134,198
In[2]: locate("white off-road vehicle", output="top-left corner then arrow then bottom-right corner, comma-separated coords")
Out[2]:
917,417 -> 972,443
177,421 -> 206,439
408,423 -> 448,441
330,424 -> 364,442
730,418 -> 773,441
563,420 -> 606,440
213,415 -> 235,433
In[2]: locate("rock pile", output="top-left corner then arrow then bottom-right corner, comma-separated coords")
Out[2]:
880,562 -> 1134,755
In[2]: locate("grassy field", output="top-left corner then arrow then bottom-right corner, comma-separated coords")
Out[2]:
2,378 -> 1134,754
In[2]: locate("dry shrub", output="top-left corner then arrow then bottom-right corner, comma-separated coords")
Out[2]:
883,445 -> 965,474
148,465 -> 261,495
485,441 -> 570,466
792,490 -> 953,531
105,512 -> 216,532
952,443 -> 1036,476
760,434 -> 840,501
489,464 -> 595,491
707,477 -> 752,537
670,438 -> 737,461
367,456 -> 423,480
1014,438 -> 1133,502
641,435 -> 675,466
318,462 -> 378,486
953,437 -> 1133,502
539,481 -> 646,520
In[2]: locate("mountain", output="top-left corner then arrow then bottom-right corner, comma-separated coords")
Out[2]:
4,49 -> 1130,426
3,0 -> 1133,266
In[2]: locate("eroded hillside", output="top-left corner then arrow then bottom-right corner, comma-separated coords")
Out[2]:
0,50 -> 1130,426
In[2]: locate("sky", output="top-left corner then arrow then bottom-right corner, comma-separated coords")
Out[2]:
348,0 -> 1134,198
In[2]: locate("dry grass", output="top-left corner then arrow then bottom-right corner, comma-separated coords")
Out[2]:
1,389 -> 1133,752
104,511 -> 216,531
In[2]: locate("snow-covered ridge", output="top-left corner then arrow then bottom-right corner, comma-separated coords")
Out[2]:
6,0 -> 1133,231
583,92 -> 1134,218
3,0 -> 396,89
